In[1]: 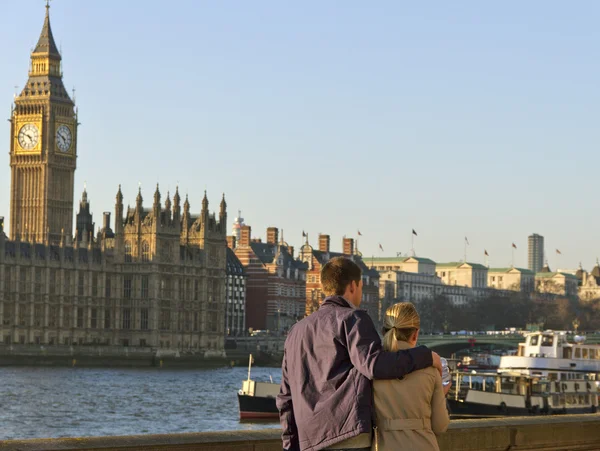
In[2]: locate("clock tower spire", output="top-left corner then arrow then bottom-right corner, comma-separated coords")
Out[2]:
9,3 -> 78,244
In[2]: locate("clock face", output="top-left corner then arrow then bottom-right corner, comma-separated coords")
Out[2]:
56,125 -> 72,152
18,123 -> 40,150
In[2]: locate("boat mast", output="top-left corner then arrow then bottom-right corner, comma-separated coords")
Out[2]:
247,354 -> 253,381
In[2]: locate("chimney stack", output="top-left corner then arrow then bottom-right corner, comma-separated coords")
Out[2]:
319,234 -> 330,253
226,235 -> 237,249
267,227 -> 279,245
240,225 -> 251,247
343,238 -> 354,256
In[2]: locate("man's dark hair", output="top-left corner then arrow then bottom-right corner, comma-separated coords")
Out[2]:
320,257 -> 362,296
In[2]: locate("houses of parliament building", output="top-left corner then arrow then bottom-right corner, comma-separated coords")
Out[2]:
0,5 -> 228,351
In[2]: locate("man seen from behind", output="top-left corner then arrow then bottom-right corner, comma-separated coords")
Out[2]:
276,257 -> 442,451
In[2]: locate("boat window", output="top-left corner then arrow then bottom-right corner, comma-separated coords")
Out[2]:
561,373 -> 567,380
548,373 -> 558,381
575,348 -> 581,358
541,335 -> 553,346
583,348 -> 589,359
530,335 -> 539,346
563,348 -> 572,359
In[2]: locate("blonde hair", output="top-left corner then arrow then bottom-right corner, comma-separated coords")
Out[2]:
382,302 -> 420,352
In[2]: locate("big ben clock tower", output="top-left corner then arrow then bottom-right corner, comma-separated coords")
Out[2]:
9,3 -> 77,244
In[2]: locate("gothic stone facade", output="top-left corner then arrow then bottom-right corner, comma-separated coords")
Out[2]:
0,187 -> 228,351
1,8 -> 228,351
9,6 -> 77,245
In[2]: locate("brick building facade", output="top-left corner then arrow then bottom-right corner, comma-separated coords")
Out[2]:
299,234 -> 380,324
232,226 -> 306,332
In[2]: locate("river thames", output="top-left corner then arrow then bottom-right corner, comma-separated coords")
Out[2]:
0,366 -> 281,440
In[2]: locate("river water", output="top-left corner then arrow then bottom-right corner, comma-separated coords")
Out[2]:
0,366 -> 282,440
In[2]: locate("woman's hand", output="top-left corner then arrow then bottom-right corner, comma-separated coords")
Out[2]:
443,383 -> 452,396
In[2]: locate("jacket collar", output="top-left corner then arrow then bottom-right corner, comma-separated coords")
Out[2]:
322,295 -> 355,309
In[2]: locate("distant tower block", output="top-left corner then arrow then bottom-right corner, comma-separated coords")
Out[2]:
232,210 -> 245,242
528,233 -> 544,274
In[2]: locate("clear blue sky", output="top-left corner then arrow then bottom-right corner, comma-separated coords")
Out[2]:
0,1 -> 598,270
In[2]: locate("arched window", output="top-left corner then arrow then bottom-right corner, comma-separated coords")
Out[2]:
142,241 -> 150,262
124,241 -> 132,263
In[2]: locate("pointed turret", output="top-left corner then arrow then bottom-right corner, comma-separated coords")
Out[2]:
34,3 -> 61,58
115,185 -> 124,235
22,3 -> 70,90
135,187 -> 143,213
153,183 -> 161,207
165,191 -> 172,212
181,194 -> 191,243
152,183 -> 161,222
219,193 -> 227,231
201,190 -> 209,215
184,194 -> 190,215
172,186 -> 181,224
164,191 -> 172,225
220,194 -> 227,213
76,186 -> 93,243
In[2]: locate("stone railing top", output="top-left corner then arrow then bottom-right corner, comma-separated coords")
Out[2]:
1,415 -> 600,451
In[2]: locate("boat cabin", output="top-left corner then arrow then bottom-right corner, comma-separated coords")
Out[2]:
517,332 -> 600,361
517,332 -> 567,358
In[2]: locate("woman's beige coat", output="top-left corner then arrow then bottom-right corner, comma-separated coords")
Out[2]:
372,342 -> 450,451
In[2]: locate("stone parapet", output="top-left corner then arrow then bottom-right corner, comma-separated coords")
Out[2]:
1,415 -> 600,451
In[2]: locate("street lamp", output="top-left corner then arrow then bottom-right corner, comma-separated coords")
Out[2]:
572,318 -> 580,334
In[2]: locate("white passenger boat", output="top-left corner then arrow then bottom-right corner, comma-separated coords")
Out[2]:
448,331 -> 600,417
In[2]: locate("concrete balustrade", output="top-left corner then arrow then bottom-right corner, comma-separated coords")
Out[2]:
1,415 -> 599,451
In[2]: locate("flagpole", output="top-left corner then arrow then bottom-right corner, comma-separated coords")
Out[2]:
511,246 -> 514,268
464,238 -> 467,263
411,231 -> 415,257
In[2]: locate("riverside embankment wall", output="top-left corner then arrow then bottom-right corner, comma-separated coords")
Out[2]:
1,415 -> 600,451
